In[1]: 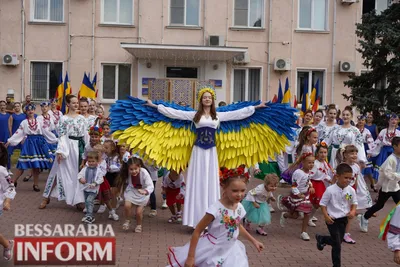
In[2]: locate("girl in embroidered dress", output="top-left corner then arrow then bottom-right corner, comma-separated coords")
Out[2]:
103,140 -> 120,221
317,104 -> 338,142
357,115 -> 377,191
242,173 -> 278,236
312,110 -> 324,128
79,97 -> 97,128
7,102 -> 26,170
369,114 -> 400,181
281,126 -> 318,184
40,95 -> 89,209
0,144 -> 17,261
5,103 -> 57,192
167,167 -> 264,267
162,169 -> 185,223
278,152 -> 315,241
48,98 -> 63,133
117,157 -> 154,233
365,112 -> 379,141
100,121 -> 113,144
88,98 -> 97,116
308,142 -> 333,228
336,145 -> 372,244
323,106 -> 367,170
146,88 -> 266,228
37,101 -> 57,154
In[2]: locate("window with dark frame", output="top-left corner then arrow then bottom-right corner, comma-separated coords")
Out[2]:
31,62 -> 62,100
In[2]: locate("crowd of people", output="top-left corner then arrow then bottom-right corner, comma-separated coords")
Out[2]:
0,92 -> 400,267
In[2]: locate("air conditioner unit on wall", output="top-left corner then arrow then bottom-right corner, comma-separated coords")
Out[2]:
209,35 -> 225,46
2,53 -> 19,66
233,52 -> 250,64
341,0 -> 357,4
274,58 -> 291,71
339,61 -> 355,73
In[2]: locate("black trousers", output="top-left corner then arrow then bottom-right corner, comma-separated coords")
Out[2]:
320,217 -> 348,267
364,189 -> 400,220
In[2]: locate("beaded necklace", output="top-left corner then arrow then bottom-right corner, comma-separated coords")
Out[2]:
28,117 -> 38,131
386,128 -> 396,142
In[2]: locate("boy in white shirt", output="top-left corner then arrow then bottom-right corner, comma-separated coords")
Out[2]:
316,163 -> 357,267
359,137 -> 400,233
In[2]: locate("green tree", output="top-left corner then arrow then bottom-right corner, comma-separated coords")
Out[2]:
343,3 -> 400,126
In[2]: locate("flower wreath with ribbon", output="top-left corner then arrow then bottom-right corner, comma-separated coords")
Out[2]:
385,112 -> 399,120
357,115 -> 367,121
89,126 -> 103,136
219,166 -> 250,184
197,86 -> 216,103
24,103 -> 36,111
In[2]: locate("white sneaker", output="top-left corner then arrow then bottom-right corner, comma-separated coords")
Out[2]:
280,179 -> 287,184
358,214 -> 368,233
108,210 -> 119,221
311,216 -> 318,221
83,208 -> 87,213
277,195 -> 284,211
308,220 -> 316,227
148,209 -> 157,218
269,204 -> 275,213
300,232 -> 310,241
280,212 -> 286,227
116,197 -> 123,209
97,205 -> 106,213
8,170 -> 13,176
161,200 -> 168,209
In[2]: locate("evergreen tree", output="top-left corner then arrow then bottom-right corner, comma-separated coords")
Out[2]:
343,3 -> 400,126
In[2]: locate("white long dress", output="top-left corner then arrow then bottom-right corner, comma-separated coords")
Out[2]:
350,163 -> 372,210
157,105 -> 255,227
43,115 -> 89,206
323,126 -> 367,169
167,201 -> 249,267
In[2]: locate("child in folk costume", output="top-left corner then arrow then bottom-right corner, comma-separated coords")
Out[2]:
278,152 -> 315,241
78,151 -> 104,224
102,140 -> 120,221
317,104 -> 338,142
323,106 -> 367,170
79,97 -> 97,127
162,169 -> 185,223
116,143 -> 130,207
315,163 -> 357,267
242,173 -> 278,236
0,143 -> 16,261
37,101 -> 57,154
40,95 -> 89,209
116,157 -> 154,233
368,113 -> 400,181
100,121 -> 113,144
48,98 -> 63,131
80,126 -> 103,169
308,142 -> 334,228
281,127 -> 318,184
167,167 -> 264,267
379,203 -> 400,265
5,103 -> 57,192
357,115 -> 377,191
336,145 -> 372,244
358,137 -> 400,233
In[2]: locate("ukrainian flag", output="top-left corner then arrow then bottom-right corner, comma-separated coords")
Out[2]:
61,72 -> 72,113
79,72 -> 96,99
282,77 -> 291,104
92,73 -> 98,98
311,79 -> 320,112
277,79 -> 283,103
55,75 -> 63,110
300,78 -> 309,117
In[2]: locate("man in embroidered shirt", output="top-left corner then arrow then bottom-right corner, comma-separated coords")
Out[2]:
359,137 -> 400,233
316,163 -> 357,267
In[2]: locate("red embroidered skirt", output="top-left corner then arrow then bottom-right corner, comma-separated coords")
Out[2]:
310,180 -> 326,206
281,192 -> 312,214
98,178 -> 112,202
165,187 -> 184,206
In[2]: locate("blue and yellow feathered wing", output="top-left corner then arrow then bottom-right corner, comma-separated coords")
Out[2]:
110,96 -> 298,171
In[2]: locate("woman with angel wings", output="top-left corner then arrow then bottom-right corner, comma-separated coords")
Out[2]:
110,86 -> 298,228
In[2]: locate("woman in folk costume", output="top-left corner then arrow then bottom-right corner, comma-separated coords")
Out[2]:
39,95 -> 90,209
110,86 -> 298,228
48,98 -> 63,135
323,106 -> 367,169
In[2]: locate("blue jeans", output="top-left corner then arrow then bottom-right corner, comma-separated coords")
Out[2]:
84,191 -> 97,218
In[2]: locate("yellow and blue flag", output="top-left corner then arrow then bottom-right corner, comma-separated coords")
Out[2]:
301,78 -> 309,117
277,79 -> 283,103
311,79 -> 320,112
92,73 -> 97,98
55,75 -> 63,110
282,77 -> 291,104
61,72 -> 72,113
79,72 -> 96,99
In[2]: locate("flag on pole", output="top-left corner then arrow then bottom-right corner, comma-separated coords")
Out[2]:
300,78 -> 309,117
55,74 -> 63,110
92,73 -> 98,98
61,72 -> 72,113
272,94 -> 278,103
311,79 -> 320,112
79,72 -> 96,99
277,79 -> 283,103
282,77 -> 291,104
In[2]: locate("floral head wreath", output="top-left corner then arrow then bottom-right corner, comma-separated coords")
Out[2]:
300,152 -> 313,160
89,126 -> 103,136
197,86 -> 216,103
40,101 -> 50,107
24,103 -> 36,111
305,127 -> 316,136
50,98 -> 58,103
386,113 -> 399,119
219,166 -> 250,183
317,141 -> 328,148
357,115 -> 367,121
